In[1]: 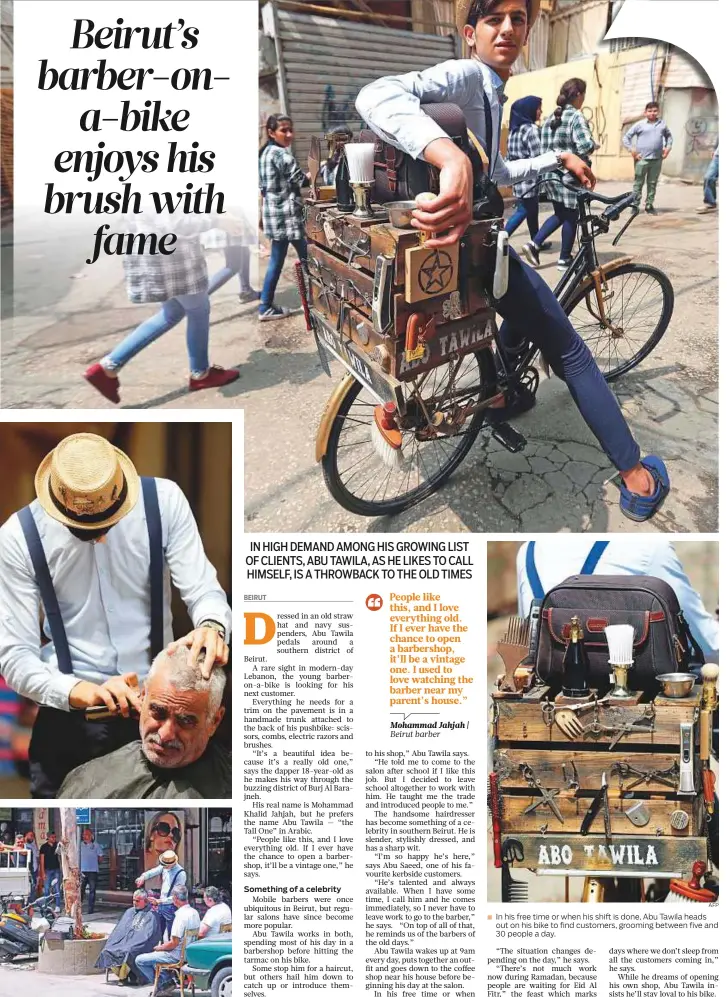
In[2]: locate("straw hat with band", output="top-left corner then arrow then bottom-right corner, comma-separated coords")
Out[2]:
35,433 -> 140,532
455,0 -> 540,34
160,850 -> 179,867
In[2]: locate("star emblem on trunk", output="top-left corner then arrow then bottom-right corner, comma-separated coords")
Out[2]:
417,250 -> 454,295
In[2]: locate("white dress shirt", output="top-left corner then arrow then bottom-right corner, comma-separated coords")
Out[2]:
516,540 -> 719,659
140,861 -> 187,901
355,57 -> 558,186
201,901 -> 232,936
0,478 -> 231,712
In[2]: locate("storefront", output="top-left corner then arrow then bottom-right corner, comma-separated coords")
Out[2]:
8,808 -> 232,906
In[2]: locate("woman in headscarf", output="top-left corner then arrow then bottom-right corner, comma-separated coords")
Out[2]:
505,96 -> 551,248
522,78 -> 597,271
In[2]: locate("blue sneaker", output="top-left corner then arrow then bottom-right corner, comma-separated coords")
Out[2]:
619,455 -> 670,522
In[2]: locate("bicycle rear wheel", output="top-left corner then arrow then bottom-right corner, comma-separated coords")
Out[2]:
320,348 -> 497,517
564,263 -> 674,382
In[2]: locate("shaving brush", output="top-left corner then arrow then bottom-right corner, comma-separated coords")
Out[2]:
344,143 -> 376,218
604,624 -> 634,698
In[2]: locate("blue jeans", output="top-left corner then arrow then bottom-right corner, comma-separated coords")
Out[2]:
260,238 -> 307,312
135,949 -> 180,986
103,291 -> 211,376
496,247 -> 641,473
703,153 -> 719,206
208,244 -> 253,295
505,196 -> 540,239
534,201 -> 578,257
45,868 -> 61,908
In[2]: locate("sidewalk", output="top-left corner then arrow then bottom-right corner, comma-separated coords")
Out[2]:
0,905 -> 209,995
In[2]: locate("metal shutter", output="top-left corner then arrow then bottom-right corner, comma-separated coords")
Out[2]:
263,5 -> 457,166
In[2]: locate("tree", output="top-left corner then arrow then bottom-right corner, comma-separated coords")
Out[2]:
59,809 -> 83,939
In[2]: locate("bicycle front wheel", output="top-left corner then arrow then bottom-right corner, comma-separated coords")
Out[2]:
564,263 -> 674,382
320,348 -> 497,517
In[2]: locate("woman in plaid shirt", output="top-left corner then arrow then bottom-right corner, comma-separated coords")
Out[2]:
505,96 -> 546,241
258,115 -> 309,321
522,78 -> 597,271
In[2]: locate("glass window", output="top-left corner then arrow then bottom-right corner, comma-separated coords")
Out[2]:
89,808 -> 145,892
207,808 -> 231,893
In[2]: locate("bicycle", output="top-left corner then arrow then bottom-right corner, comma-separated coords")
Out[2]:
318,182 -> 674,518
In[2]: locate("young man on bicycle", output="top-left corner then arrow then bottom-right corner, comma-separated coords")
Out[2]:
356,0 -> 669,522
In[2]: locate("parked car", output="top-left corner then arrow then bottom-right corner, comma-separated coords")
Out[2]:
184,932 -> 232,997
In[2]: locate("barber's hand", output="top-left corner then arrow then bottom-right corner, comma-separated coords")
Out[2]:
167,628 -> 229,679
68,672 -> 141,717
560,152 -> 596,189
414,139 -> 473,247
135,876 -> 145,888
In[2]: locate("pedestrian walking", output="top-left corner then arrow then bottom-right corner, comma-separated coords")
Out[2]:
206,223 -> 260,304
623,101 -> 672,214
80,828 -> 104,914
83,214 -> 243,404
697,141 -> 719,214
258,114 -> 309,321
39,831 -> 62,911
523,78 -> 597,270
505,96 -> 551,248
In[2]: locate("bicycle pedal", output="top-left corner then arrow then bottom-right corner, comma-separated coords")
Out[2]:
491,423 -> 527,453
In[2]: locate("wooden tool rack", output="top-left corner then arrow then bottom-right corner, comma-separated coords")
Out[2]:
491,685 -> 709,879
303,200 -> 503,403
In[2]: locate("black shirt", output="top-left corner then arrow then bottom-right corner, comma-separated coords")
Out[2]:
40,842 -> 60,870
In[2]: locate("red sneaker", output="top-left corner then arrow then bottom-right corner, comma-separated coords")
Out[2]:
84,363 -> 120,404
189,365 -> 240,392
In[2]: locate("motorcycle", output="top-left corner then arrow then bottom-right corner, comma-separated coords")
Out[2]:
0,894 -> 56,962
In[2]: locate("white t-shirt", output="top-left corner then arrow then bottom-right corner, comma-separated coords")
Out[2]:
201,902 -> 232,936
170,904 -> 201,959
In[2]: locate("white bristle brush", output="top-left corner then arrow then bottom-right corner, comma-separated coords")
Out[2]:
345,143 -> 376,183
604,624 -> 634,665
664,861 -> 716,903
370,405 -> 404,470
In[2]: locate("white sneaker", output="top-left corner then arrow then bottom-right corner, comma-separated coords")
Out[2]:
696,204 -> 717,214
258,305 -> 302,322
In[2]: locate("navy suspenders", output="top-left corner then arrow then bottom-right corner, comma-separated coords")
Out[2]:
525,540 -> 609,601
17,507 -> 74,675
17,476 -> 165,673
141,476 -> 164,661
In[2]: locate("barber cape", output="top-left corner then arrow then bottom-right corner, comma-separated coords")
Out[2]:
58,739 -> 231,799
96,904 -> 164,978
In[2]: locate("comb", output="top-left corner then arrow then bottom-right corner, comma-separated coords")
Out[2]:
497,616 -> 529,693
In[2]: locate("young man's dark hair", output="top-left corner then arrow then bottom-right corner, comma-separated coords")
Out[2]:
466,0 -> 534,26
645,101 -> 660,111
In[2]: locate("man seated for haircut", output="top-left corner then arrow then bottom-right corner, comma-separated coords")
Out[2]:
135,885 -> 200,996
58,646 -> 230,798
95,888 -> 164,986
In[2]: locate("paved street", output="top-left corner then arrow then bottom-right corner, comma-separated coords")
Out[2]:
2,181 -> 717,532
244,181 -> 718,533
